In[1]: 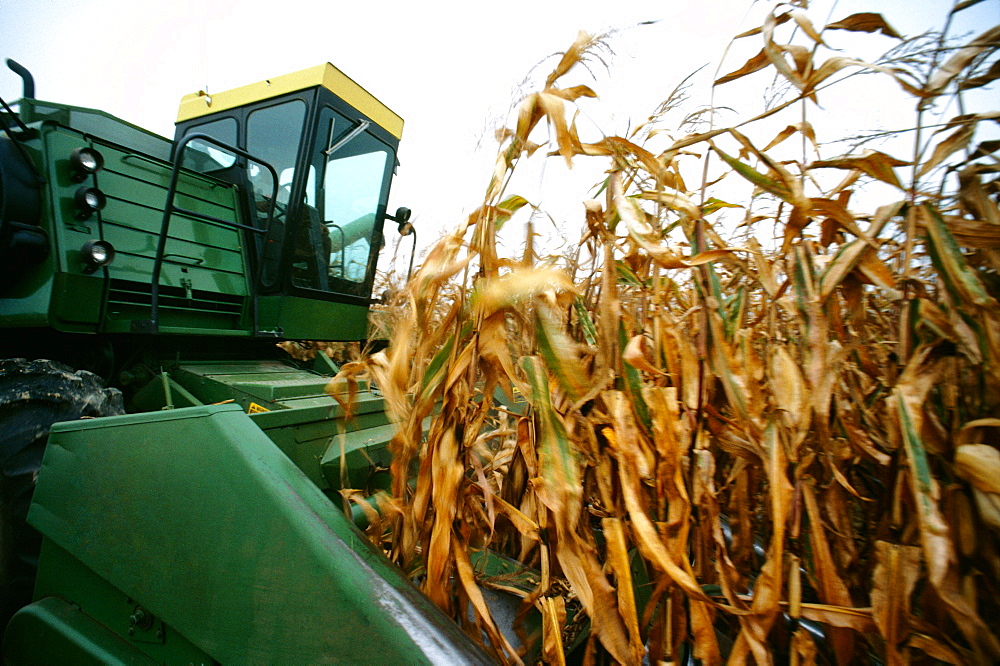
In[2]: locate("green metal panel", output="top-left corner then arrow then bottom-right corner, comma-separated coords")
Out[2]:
257,294 -> 370,340
26,110 -> 253,337
166,361 -> 395,492
19,100 -> 174,162
3,596 -> 160,666
0,273 -> 53,328
94,141 -> 249,299
29,405 -> 489,664
316,420 -> 396,492
49,272 -> 103,329
8,540 -> 213,665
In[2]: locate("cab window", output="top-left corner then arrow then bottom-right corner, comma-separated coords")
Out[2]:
246,100 -> 307,287
182,117 -> 237,172
247,100 -> 307,212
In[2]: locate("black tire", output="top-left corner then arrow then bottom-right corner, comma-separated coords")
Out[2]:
0,358 -> 124,631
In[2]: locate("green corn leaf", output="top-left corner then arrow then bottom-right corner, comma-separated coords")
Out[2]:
520,355 -> 581,490
573,296 -> 598,346
920,205 -> 996,309
535,310 -> 590,404
615,261 -> 645,287
713,145 -> 795,202
701,197 -> 744,216
619,321 -> 652,434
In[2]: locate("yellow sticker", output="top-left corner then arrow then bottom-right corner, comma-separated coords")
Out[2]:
247,402 -> 270,413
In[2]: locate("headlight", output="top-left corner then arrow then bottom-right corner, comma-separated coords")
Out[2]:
74,186 -> 106,219
80,239 -> 115,272
69,147 -> 104,182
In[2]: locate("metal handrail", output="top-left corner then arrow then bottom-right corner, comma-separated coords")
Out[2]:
133,132 -> 278,333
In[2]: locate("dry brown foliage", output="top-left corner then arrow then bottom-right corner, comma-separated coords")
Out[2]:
339,4 -> 1000,663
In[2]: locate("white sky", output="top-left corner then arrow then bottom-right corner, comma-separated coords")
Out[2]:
4,0 -> 998,271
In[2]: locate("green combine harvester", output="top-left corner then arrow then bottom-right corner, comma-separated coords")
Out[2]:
0,58 -> 493,663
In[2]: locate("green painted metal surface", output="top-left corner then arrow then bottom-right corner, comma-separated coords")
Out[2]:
163,361 -> 395,494
3,596 -> 159,666
8,539 -> 212,665
1,115 -> 253,336
28,404 -> 488,664
257,294 -> 371,340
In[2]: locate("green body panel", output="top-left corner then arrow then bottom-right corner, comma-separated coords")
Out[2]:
257,293 -> 370,340
0,270 -> 53,327
27,404 -> 488,664
1,109 -> 253,336
3,596 -> 160,666
9,542 -> 210,665
18,99 -> 173,162
49,272 -> 104,329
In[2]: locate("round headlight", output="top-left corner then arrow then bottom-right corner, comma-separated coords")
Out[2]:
74,186 -> 107,219
69,147 -> 104,182
80,240 -> 115,272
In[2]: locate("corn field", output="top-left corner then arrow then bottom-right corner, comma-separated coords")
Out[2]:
336,2 -> 1000,663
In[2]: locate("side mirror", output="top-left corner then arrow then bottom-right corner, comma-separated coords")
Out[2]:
385,207 -> 417,281
387,206 -> 412,236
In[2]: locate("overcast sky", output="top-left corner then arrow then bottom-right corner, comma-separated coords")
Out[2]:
4,0 -> 997,270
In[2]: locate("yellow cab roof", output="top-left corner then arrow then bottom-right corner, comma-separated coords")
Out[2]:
175,63 -> 403,139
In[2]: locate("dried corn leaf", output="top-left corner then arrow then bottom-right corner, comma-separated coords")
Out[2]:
602,518 -> 644,662
769,344 -> 810,449
540,596 -> 566,666
535,309 -> 593,405
917,124 -> 975,178
958,165 -> 1000,227
802,479 -> 856,664
454,536 -> 522,663
615,183 -> 733,269
818,239 -> 868,301
893,346 -> 1000,660
715,48 -> 771,86
872,541 -> 922,666
472,267 -> 577,317
825,12 -> 902,39
730,423 -> 794,664
762,122 -> 819,153
792,11 -> 826,45
960,59 -> 1000,90
954,444 -> 1000,493
522,357 -> 634,663
953,0 -> 990,12
732,11 -> 792,39
810,150 -> 908,189
545,30 -> 600,88
926,25 -> 1000,93
763,11 -> 806,90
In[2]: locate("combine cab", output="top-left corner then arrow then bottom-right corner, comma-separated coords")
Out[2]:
0,60 -> 489,663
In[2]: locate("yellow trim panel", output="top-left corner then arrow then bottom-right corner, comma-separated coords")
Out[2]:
176,63 -> 403,139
